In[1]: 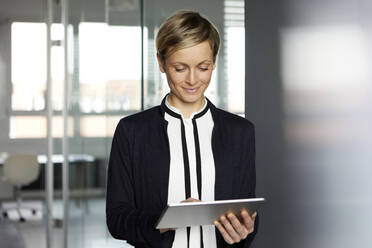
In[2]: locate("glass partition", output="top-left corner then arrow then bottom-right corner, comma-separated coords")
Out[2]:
0,0 -> 51,247
0,0 -> 246,246
63,0 -> 246,247
0,0 -> 249,247
65,0 -> 142,247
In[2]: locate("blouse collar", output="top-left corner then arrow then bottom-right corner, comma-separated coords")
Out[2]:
162,94 -> 209,120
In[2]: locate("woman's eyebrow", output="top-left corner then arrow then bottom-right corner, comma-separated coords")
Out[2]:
170,60 -> 213,66
198,60 -> 213,65
170,62 -> 187,66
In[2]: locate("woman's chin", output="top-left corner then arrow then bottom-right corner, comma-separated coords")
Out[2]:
179,94 -> 204,105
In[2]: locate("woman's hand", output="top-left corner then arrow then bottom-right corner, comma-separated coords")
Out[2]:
214,209 -> 257,244
160,198 -> 201,234
159,228 -> 172,234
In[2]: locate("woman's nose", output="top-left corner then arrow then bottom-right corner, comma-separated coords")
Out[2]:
186,69 -> 197,85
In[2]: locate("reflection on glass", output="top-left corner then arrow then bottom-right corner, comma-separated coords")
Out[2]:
279,24 -> 372,246
281,26 -> 371,92
280,25 -> 372,143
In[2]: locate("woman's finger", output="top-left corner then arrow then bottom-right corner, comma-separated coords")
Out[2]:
227,212 -> 249,239
220,214 -> 241,243
214,220 -> 234,244
241,210 -> 256,233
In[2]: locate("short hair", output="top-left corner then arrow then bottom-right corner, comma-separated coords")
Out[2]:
156,10 -> 220,62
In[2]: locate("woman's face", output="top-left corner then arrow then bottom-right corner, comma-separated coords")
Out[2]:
158,41 -> 216,105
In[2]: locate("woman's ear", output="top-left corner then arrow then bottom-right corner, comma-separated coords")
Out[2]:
157,53 -> 165,73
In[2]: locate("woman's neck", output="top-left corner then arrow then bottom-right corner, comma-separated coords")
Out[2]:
167,94 -> 205,119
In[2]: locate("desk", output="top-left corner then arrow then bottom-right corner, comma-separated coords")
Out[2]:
0,154 -> 97,190
0,154 -> 95,166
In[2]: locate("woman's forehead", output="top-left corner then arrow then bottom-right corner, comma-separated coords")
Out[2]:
167,41 -> 214,65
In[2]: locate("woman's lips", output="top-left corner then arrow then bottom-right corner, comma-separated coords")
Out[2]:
182,87 -> 199,94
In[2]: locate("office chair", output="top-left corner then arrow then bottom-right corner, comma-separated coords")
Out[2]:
1,154 -> 41,222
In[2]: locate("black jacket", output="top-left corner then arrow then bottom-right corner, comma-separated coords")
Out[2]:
106,97 -> 258,248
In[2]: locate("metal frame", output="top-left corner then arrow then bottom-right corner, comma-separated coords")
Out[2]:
45,0 -> 54,247
140,0 -> 145,111
61,0 -> 70,247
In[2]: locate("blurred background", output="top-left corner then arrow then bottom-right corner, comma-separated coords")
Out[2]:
246,0 -> 372,248
0,0 -> 371,247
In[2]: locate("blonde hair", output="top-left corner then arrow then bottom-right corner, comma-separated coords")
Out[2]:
156,10 -> 220,62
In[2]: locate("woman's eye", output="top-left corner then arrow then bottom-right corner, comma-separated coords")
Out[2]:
199,67 -> 209,71
175,68 -> 186,72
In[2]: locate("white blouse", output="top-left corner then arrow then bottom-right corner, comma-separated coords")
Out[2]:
164,96 -> 217,248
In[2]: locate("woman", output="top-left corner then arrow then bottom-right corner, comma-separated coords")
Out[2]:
106,10 -> 258,248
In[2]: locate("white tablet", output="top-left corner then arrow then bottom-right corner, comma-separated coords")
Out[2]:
155,198 -> 265,229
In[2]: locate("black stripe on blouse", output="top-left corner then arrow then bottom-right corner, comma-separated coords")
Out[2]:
163,100 -> 209,248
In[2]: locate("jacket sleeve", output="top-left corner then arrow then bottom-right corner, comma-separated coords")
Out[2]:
106,119 -> 163,246
236,122 -> 259,248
